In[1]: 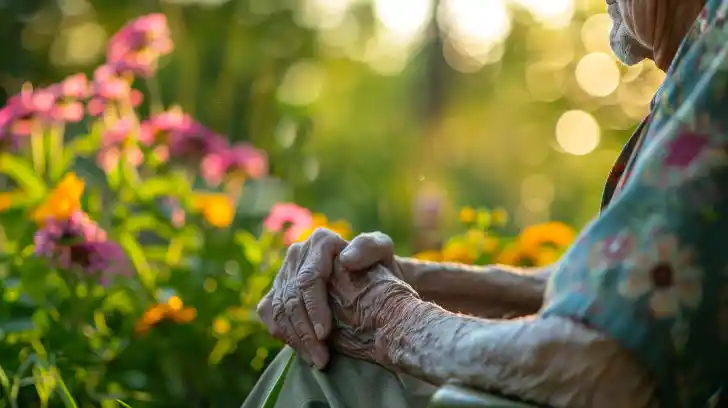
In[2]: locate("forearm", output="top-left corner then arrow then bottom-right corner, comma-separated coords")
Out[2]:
396,257 -> 549,317
375,297 -> 657,408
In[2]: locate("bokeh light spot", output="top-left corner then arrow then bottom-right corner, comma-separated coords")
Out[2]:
277,61 -> 325,105
580,14 -> 612,54
575,52 -> 620,97
555,110 -> 600,155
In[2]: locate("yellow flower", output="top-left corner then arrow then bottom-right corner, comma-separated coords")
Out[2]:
296,213 -> 352,241
413,250 -> 443,262
192,193 -> 235,228
482,236 -> 499,253
491,208 -> 508,227
213,317 -> 231,335
442,241 -> 476,264
518,221 -> 576,252
458,206 -> 477,224
32,173 -> 84,224
135,296 -> 197,335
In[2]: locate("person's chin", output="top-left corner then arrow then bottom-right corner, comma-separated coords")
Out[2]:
611,37 -> 651,66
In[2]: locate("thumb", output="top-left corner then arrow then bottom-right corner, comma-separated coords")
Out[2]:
339,232 -> 395,271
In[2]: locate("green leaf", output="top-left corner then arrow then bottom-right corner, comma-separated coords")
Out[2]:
261,351 -> 295,408
119,214 -> 173,236
55,370 -> 79,408
136,176 -> 189,201
116,400 -> 133,408
118,233 -> 155,290
235,230 -> 262,266
0,154 -> 47,198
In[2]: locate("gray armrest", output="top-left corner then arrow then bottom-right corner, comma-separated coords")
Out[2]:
428,382 -> 544,408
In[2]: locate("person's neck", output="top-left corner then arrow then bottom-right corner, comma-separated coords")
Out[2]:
651,2 -> 702,71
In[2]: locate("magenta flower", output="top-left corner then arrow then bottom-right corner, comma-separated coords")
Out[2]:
97,118 -> 143,172
87,65 -> 143,116
106,13 -> 173,78
168,129 -> 227,159
139,109 -> 195,146
263,203 -> 313,244
34,212 -> 133,284
228,143 -> 268,179
199,143 -> 268,186
140,109 -> 227,166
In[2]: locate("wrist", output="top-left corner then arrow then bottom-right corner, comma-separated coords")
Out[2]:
373,294 -> 445,368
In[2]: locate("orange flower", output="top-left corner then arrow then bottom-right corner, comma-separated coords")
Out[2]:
413,250 -> 443,262
495,243 -> 557,267
32,173 -> 84,224
192,193 -> 235,228
518,221 -> 576,251
135,296 -> 197,335
458,207 -> 477,224
296,213 -> 352,241
0,192 -> 14,212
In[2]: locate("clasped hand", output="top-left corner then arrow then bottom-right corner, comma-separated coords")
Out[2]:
256,229 -> 417,369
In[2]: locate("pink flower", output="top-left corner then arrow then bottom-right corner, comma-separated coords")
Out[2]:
106,13 -> 173,78
263,203 -> 313,245
87,65 -> 143,116
139,109 -> 196,145
200,152 -> 232,187
228,143 -> 268,179
34,212 -> 133,284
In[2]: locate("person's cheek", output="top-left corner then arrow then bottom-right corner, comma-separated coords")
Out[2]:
627,0 -> 659,48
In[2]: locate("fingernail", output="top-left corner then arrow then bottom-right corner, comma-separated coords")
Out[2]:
314,323 -> 326,340
312,353 -> 327,370
340,248 -> 352,259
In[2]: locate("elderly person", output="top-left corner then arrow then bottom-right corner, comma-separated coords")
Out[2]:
243,0 -> 728,406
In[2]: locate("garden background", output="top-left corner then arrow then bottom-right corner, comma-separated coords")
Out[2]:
0,0 -> 663,407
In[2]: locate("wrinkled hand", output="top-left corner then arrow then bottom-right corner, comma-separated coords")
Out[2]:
256,228 -> 401,369
328,259 -> 419,367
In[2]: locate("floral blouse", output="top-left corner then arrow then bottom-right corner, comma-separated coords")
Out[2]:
543,0 -> 728,406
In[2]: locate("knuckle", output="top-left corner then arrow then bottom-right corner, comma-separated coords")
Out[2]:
284,296 -> 301,312
369,231 -> 393,248
285,243 -> 303,259
310,227 -> 335,242
296,266 -> 319,287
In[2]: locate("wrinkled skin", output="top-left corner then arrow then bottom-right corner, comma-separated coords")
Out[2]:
609,0 -> 706,69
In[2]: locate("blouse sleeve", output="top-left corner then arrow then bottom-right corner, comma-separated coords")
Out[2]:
542,3 -> 728,406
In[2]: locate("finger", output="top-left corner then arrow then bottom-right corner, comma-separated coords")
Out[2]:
287,296 -> 330,369
297,228 -> 347,341
273,292 -> 313,364
279,314 -> 313,366
256,291 -> 281,339
339,232 -> 395,271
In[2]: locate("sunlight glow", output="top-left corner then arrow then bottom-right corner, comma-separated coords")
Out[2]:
373,0 -> 433,45
296,0 -> 351,30
438,0 -> 511,72
555,110 -> 600,156
513,0 -> 575,29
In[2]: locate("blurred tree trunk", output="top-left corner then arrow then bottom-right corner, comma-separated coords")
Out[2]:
412,0 -> 450,253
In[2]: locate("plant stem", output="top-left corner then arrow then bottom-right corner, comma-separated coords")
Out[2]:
31,126 -> 45,179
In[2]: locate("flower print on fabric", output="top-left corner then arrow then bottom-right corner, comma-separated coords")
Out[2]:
587,232 -> 636,273
617,232 -> 703,319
